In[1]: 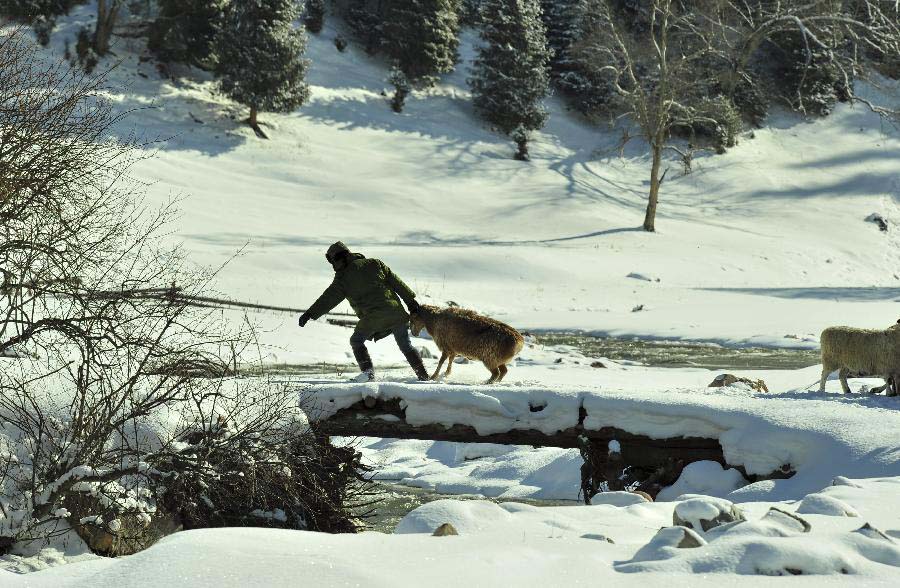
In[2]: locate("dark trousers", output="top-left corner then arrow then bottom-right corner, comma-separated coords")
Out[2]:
350,323 -> 416,356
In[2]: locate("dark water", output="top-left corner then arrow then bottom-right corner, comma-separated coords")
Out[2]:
536,333 -> 820,371
366,482 -> 577,534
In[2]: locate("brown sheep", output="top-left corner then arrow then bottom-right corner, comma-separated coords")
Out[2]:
409,305 -> 524,384
819,319 -> 900,395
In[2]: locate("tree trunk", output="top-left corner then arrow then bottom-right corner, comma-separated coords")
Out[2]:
643,142 -> 662,232
94,0 -> 119,56
247,106 -> 268,139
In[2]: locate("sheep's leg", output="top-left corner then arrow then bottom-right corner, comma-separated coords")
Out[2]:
496,364 -> 508,382
839,368 -> 852,394
444,353 -> 456,377
430,352 -> 448,381
485,365 -> 500,385
819,365 -> 831,392
888,376 -> 898,397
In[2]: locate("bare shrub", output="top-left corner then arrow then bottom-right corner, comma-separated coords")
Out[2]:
0,31 -> 367,553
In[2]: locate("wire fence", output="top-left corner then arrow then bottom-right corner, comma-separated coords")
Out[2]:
83,286 -> 358,319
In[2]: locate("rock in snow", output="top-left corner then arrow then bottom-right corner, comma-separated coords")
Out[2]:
432,523 -> 459,536
673,496 -> 745,532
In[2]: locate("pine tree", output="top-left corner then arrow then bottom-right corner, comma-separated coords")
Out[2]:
304,0 -> 326,34
149,0 -> 228,69
540,0 -> 578,75
469,0 -> 551,159
542,0 -> 616,116
389,66 -> 411,113
383,0 -> 460,85
215,0 -> 310,137
0,0 -> 77,45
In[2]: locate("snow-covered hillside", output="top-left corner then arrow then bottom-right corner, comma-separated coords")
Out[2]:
34,4 -> 900,367
4,4 -> 900,585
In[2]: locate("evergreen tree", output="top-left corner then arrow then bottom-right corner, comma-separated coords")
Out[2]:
383,0 -> 460,85
149,0 -> 228,69
540,0 -> 578,75
388,66 -> 411,112
542,0 -> 617,116
215,0 -> 310,137
0,0 -> 78,45
343,0 -> 384,54
469,0 -> 551,159
304,0 -> 326,34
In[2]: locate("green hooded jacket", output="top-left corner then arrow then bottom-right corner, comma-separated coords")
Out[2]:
306,254 -> 416,339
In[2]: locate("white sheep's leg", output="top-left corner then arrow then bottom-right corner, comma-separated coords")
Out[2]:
819,366 -> 831,392
839,368 -> 852,394
430,352 -> 447,381
444,353 -> 456,377
496,364 -> 508,382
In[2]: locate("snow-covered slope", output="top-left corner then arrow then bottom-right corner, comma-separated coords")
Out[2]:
30,5 -> 900,367
9,477 -> 900,586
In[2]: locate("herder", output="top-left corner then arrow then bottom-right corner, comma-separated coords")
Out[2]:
298,241 -> 429,382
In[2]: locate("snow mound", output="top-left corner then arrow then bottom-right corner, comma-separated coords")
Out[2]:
619,504 -> 900,576
394,499 -> 511,535
796,494 -> 860,517
590,491 -> 649,507
657,461 -> 747,502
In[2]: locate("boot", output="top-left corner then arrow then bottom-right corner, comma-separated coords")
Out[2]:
403,349 -> 429,381
352,346 -> 375,382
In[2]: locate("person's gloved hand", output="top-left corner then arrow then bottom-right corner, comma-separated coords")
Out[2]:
298,313 -> 311,328
407,299 -> 420,314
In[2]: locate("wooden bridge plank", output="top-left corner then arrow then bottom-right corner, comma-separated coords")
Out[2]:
313,399 -> 726,468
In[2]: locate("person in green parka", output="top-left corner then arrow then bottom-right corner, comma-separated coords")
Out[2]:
298,241 -> 429,381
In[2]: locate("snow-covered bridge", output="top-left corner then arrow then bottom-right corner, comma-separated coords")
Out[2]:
301,382 -> 807,500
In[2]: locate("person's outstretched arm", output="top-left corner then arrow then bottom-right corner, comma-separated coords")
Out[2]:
379,261 -> 418,312
299,279 -> 346,326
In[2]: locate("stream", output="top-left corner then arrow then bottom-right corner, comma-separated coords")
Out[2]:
365,483 -> 578,534
298,333 -> 819,531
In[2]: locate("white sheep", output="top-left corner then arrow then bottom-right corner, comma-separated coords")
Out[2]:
818,320 -> 900,395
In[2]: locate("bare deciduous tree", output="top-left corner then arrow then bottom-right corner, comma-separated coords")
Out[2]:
94,0 -> 125,56
0,31 -> 368,552
575,0 -> 900,232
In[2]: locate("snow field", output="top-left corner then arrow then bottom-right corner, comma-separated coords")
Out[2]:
8,477 -> 898,586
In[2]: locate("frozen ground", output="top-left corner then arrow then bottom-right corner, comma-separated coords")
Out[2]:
4,5 -> 900,584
